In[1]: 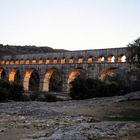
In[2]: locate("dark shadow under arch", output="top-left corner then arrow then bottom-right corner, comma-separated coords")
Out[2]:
43,68 -> 62,92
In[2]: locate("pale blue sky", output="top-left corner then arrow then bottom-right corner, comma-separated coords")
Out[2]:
0,0 -> 140,50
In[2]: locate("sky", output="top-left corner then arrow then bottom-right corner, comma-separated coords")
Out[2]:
0,0 -> 140,50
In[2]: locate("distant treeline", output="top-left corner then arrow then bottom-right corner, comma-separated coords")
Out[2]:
0,44 -> 66,56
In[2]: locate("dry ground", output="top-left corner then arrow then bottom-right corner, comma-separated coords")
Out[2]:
0,91 -> 140,140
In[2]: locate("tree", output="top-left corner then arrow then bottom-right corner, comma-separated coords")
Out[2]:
127,38 -> 140,91
127,37 -> 140,67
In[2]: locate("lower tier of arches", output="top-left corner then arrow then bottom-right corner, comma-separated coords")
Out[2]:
0,64 -> 130,92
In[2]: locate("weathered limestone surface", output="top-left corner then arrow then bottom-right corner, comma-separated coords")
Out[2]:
0,47 -> 138,92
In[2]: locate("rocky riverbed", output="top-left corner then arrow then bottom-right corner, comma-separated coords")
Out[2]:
0,91 -> 140,140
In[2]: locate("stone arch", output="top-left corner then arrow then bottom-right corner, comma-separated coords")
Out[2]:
6,59 -> 10,65
0,68 -> 6,80
0,60 -> 5,64
25,58 -> 30,64
61,57 -> 66,64
87,56 -> 94,63
32,58 -> 37,64
46,58 -> 50,64
38,58 -> 43,64
9,68 -> 20,83
98,56 -> 104,63
43,68 -> 62,92
98,67 -> 129,85
15,59 -> 19,64
78,56 -> 84,63
23,69 -> 40,91
20,59 -> 25,64
53,57 -> 58,64
118,54 -> 126,62
67,68 -> 87,90
107,55 -> 115,63
10,59 -> 15,64
69,57 -> 74,63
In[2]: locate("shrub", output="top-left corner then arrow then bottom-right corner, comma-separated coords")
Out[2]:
0,79 -> 24,102
69,77 -> 129,100
0,88 -> 9,101
8,82 -> 24,101
44,93 -> 57,102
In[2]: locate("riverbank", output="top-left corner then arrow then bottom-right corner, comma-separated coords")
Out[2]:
0,91 -> 140,140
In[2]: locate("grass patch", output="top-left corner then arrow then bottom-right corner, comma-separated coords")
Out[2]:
104,100 -> 140,122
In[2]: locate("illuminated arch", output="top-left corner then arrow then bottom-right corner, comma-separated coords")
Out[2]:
69,57 -> 74,63
61,57 -> 66,64
25,59 -> 30,64
99,68 -> 117,80
32,58 -> 37,64
53,57 -> 58,64
46,58 -> 50,64
87,56 -> 94,63
98,67 -> 129,85
43,68 -> 62,92
118,55 -> 126,62
98,56 -> 104,63
6,59 -> 10,65
38,58 -> 43,64
10,59 -> 15,64
67,68 -> 87,90
15,59 -> 19,64
0,68 -> 6,79
0,60 -> 5,64
20,59 -> 25,64
78,57 -> 83,63
9,68 -> 20,83
23,69 -> 40,91
107,55 -> 115,63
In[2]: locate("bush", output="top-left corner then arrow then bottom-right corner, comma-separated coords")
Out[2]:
44,93 -> 57,102
0,88 -> 9,101
8,82 -> 24,101
69,77 -> 129,100
0,79 -> 24,102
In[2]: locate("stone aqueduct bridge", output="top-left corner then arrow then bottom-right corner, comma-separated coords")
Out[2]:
0,47 -> 130,92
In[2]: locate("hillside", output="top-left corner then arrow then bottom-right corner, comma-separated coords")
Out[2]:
0,44 -> 66,56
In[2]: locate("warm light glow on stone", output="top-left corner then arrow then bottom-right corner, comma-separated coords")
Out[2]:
15,59 -> 19,64
98,57 -> 104,63
46,58 -> 50,64
6,60 -> 10,65
32,59 -> 36,64
38,58 -> 43,64
107,56 -> 115,63
1,60 -> 5,64
61,57 -> 66,64
10,60 -> 14,64
88,57 -> 93,63
69,57 -> 74,63
53,58 -> 58,64
78,57 -> 83,63
20,59 -> 25,64
23,69 -> 34,91
118,55 -> 126,62
25,59 -> 30,64
9,69 -> 19,81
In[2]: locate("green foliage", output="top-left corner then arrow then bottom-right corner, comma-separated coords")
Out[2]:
127,37 -> 140,67
0,79 -> 24,102
69,77 -> 129,100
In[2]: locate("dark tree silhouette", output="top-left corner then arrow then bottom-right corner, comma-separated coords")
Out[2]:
127,37 -> 140,67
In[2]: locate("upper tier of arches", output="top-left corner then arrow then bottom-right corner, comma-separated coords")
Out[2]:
0,55 -> 127,65
0,48 -> 128,65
